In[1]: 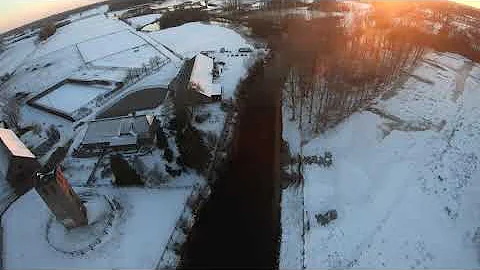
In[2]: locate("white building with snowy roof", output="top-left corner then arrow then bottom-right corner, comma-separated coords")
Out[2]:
189,53 -> 222,102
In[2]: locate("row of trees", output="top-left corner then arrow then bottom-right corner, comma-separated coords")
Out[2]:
280,16 -> 424,134
38,22 -> 57,41
159,8 -> 210,29
123,55 -> 165,85
246,10 -> 425,135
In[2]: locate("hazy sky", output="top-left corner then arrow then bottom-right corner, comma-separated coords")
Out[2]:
0,0 -> 103,33
0,0 -> 479,33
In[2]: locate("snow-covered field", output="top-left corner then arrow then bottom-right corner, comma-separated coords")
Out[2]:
148,22 -> 253,58
3,187 -> 192,269
78,30 -> 147,62
0,37 -> 37,76
2,45 -> 84,95
92,44 -> 166,69
35,84 -> 109,114
192,103 -> 226,136
33,15 -> 129,59
281,52 -> 480,268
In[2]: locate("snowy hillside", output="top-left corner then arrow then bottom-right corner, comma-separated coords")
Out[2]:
281,52 -> 480,269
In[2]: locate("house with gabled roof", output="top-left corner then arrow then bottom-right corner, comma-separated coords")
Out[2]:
76,115 -> 156,156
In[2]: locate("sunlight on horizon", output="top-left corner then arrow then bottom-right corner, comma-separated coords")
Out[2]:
0,0 -> 479,33
454,0 -> 480,8
0,0 -> 103,33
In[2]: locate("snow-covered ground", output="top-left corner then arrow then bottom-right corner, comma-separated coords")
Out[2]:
67,5 -> 110,22
3,187 -> 192,269
281,52 -> 480,268
148,22 -> 253,58
33,15 -> 129,59
92,44 -> 166,69
0,37 -> 37,76
78,30 -> 147,62
35,84 -> 109,114
2,45 -> 84,95
192,103 -> 226,137
127,14 -> 163,29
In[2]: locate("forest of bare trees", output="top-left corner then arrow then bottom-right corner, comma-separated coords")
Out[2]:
279,16 -> 424,134
246,8 -> 425,136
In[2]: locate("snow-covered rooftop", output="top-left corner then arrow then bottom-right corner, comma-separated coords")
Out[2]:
0,129 -> 35,159
82,115 -> 153,146
189,54 -> 222,98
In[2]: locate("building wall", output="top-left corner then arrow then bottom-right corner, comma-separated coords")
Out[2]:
35,168 -> 87,229
7,157 -> 40,196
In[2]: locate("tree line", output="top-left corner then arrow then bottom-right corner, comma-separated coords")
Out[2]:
247,12 -> 425,135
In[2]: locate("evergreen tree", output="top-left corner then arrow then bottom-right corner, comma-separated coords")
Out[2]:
156,127 -> 168,149
110,154 -> 143,186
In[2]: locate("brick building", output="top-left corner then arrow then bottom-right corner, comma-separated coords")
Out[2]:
35,166 -> 88,229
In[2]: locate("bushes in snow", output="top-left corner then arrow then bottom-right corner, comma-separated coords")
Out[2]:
168,117 -> 177,131
315,209 -> 338,226
159,9 -> 209,29
194,112 -> 210,124
39,22 -> 57,41
303,152 -> 333,167
123,56 -> 165,85
110,154 -> 143,186
165,164 -> 181,177
164,147 -> 174,163
176,156 -> 186,170
176,124 -> 211,175
156,127 -> 168,149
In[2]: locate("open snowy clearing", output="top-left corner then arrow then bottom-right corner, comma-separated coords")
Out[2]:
3,187 -> 192,269
2,45 -> 84,95
78,30 -> 147,63
35,84 -> 109,114
33,15 -> 129,59
92,44 -> 166,69
148,22 -> 253,58
281,52 -> 480,268
0,37 -> 37,76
